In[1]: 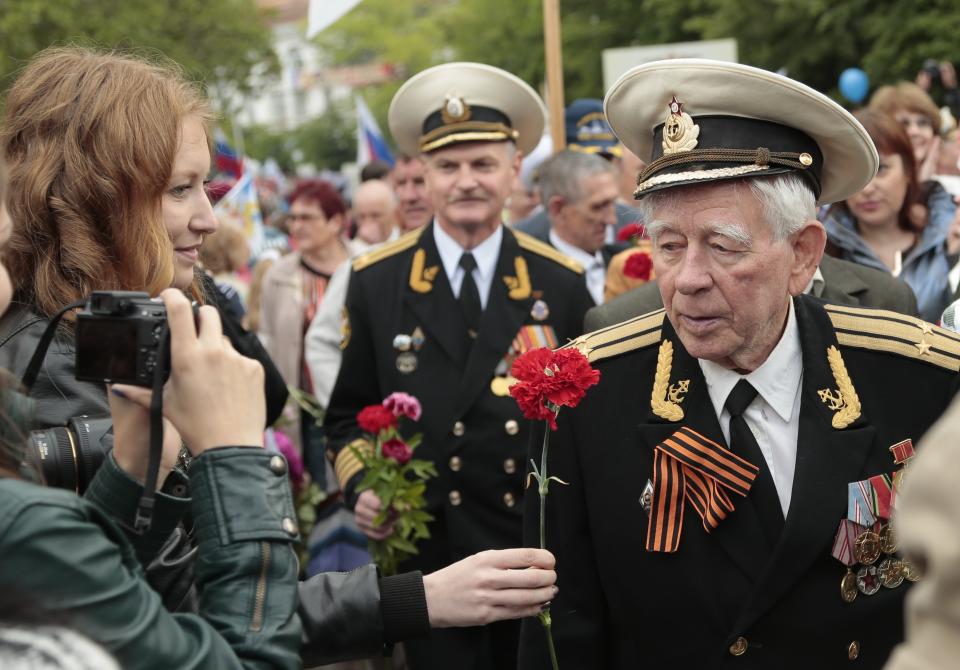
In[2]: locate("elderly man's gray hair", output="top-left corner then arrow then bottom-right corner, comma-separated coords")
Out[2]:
537,149 -> 617,206
639,173 -> 817,242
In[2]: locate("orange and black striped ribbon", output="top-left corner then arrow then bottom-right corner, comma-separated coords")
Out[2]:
646,426 -> 759,553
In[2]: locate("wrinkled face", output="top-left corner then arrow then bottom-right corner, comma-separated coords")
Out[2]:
552,172 -> 618,253
845,152 -> 909,229
288,198 -> 343,255
652,182 -> 816,371
425,141 -> 520,234
162,116 -> 217,290
894,110 -> 935,164
391,158 -> 432,230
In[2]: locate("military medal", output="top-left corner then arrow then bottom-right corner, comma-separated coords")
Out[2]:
832,519 -> 860,603
901,558 -> 922,582
394,328 -> 425,375
490,376 -> 516,397
856,564 -> 881,596
530,299 -> 550,321
879,557 -> 904,589
393,334 -> 412,351
640,479 -> 654,515
853,527 -> 881,565
879,523 -> 897,555
396,352 -> 418,374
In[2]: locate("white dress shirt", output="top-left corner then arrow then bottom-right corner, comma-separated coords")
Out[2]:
698,300 -> 803,517
548,230 -> 606,305
433,222 -> 503,309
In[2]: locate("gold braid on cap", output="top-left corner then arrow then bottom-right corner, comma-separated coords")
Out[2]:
419,121 -> 518,153
635,148 -> 814,196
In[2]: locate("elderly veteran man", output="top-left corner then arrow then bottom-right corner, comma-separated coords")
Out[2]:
324,62 -> 594,670
518,59 -> 960,669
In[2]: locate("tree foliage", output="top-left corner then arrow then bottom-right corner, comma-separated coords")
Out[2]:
0,0 -> 277,102
315,0 -> 960,130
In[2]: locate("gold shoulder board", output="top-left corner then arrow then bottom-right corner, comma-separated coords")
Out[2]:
826,304 -> 960,372
352,228 -> 423,272
513,230 -> 584,274
563,309 -> 665,363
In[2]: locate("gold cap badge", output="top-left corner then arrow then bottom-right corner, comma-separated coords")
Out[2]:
662,96 -> 700,155
442,95 -> 471,124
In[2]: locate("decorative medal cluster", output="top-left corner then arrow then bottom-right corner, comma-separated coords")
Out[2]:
490,297 -> 554,397
832,439 -> 919,603
393,327 -> 425,374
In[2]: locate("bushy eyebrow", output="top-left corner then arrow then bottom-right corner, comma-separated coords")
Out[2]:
645,219 -> 752,248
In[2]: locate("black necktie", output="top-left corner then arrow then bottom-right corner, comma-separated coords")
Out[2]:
458,252 -> 481,337
725,379 -> 784,544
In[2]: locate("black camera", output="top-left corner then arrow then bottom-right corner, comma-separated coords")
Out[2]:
75,291 -> 171,387
26,415 -> 112,493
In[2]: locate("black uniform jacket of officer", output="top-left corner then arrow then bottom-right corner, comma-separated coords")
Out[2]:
325,222 -> 593,575
519,295 -> 960,669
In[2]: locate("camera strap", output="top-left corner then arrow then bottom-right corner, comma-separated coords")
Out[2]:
20,300 -> 86,393
134,322 -> 170,533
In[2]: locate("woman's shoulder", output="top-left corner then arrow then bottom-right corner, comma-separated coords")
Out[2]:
0,478 -> 87,536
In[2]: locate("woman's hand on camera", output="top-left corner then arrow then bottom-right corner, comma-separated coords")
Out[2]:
422,548 -> 558,628
112,289 -> 265,455
109,387 -> 182,489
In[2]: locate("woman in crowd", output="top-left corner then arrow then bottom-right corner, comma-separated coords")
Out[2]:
0,45 -> 557,665
870,81 -> 944,182
822,109 -> 956,322
258,179 -> 351,481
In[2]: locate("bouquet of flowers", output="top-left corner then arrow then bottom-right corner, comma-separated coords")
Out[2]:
510,346 -> 600,670
351,392 -> 437,575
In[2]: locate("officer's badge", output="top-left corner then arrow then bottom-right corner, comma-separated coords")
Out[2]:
661,96 -> 700,155
394,326 -> 426,374
650,340 -> 689,421
530,299 -> 549,321
502,256 -> 532,300
441,95 -> 471,124
409,248 -> 440,293
817,346 -> 861,429
340,306 -> 351,350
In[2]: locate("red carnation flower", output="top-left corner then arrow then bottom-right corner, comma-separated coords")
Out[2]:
509,347 -> 600,430
357,404 -> 398,435
616,222 -> 646,243
381,437 -> 413,465
623,251 -> 653,281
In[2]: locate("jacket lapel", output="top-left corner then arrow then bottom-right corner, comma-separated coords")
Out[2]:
637,319 -> 771,581
403,224 -> 471,368
734,296 -> 876,631
454,229 -> 531,418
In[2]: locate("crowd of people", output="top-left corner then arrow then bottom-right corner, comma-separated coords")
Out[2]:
1,41 -> 960,670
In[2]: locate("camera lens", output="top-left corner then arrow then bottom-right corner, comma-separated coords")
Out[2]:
26,416 -> 112,493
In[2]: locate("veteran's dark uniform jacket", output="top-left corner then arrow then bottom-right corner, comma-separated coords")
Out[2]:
325,222 -> 592,570
519,295 -> 960,669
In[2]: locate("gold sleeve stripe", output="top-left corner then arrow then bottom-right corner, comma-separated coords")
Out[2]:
513,230 -> 584,273
334,439 -> 373,489
564,309 -> 665,363
352,228 -> 424,272
826,304 -> 960,371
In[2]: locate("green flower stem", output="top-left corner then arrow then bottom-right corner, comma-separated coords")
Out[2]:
537,408 -> 560,670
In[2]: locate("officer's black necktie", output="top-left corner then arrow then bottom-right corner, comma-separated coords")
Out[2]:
724,379 -> 784,545
458,252 -> 481,337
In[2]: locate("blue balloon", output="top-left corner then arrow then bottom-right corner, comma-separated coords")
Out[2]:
839,68 -> 870,104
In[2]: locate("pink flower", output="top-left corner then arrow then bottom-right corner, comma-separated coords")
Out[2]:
381,437 -> 413,465
383,392 -> 423,421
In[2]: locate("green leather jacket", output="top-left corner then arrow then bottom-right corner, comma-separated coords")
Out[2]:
0,447 -> 302,669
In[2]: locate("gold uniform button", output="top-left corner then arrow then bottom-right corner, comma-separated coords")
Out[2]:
503,492 -> 515,507
729,636 -> 748,657
504,419 -> 519,436
449,490 -> 462,506
269,455 -> 287,475
848,641 -> 859,661
281,517 -> 299,537
449,456 -> 463,472
503,458 -> 517,474
452,421 -> 465,437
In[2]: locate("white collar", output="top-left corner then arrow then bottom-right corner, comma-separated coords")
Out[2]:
433,220 -> 503,285
699,298 -> 803,423
548,229 -> 604,269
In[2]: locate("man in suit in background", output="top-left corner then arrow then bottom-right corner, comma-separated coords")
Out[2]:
585,253 -> 920,330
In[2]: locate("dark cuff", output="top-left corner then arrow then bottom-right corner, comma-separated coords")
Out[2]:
379,570 -> 430,643
189,446 -> 298,550
84,452 -> 191,563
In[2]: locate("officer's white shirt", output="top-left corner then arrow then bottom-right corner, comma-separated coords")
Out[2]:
548,230 -> 606,305
434,221 -> 502,309
699,299 -> 802,518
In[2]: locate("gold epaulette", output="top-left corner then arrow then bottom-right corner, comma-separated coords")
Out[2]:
513,230 -> 584,274
563,309 -> 665,363
352,228 -> 424,272
826,304 -> 960,372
